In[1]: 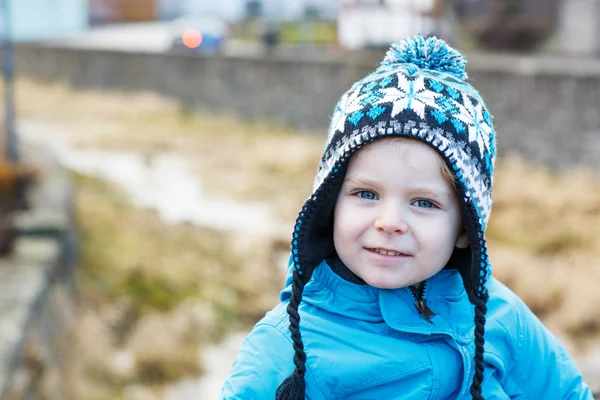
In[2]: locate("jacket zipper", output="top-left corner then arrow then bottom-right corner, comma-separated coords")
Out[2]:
409,282 -> 468,395
407,281 -> 437,323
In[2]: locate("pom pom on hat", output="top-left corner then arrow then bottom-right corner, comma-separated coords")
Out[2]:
382,35 -> 468,81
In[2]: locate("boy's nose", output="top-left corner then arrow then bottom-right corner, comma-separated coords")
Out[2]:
374,203 -> 409,234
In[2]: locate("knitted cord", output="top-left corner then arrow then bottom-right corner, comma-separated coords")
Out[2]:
468,230 -> 490,400
469,291 -> 488,399
275,268 -> 308,400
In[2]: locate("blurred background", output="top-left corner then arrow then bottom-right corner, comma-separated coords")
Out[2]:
0,0 -> 598,399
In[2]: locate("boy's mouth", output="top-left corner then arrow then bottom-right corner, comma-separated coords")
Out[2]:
366,247 -> 412,257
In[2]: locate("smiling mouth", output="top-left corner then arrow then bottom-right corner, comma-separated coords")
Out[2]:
366,248 -> 411,257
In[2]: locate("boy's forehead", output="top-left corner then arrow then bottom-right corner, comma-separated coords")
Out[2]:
350,144 -> 442,176
353,137 -> 441,165
345,137 -> 456,188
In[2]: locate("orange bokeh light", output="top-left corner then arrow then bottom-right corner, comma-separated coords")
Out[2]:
182,29 -> 203,48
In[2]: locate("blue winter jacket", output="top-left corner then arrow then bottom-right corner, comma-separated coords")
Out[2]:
221,260 -> 593,399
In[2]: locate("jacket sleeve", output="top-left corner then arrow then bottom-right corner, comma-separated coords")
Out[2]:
220,322 -> 296,399
511,300 -> 593,399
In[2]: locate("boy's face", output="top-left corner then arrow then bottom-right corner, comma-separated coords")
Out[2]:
333,139 -> 469,289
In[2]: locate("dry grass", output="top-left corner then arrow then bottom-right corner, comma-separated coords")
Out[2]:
13,78 -> 323,222
487,155 -> 600,349
75,172 -> 284,320
66,174 -> 285,399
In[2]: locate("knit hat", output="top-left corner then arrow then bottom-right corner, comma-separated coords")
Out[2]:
276,35 -> 496,400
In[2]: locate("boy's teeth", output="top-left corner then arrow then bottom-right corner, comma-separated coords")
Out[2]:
373,248 -> 401,256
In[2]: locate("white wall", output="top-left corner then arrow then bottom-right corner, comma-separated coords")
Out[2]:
338,0 -> 438,49
556,0 -> 599,57
2,0 -> 88,42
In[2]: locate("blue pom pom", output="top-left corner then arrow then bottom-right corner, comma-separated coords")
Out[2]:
382,35 -> 468,81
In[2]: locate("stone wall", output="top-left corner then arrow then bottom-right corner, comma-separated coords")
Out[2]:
12,44 -> 600,172
466,53 -> 600,171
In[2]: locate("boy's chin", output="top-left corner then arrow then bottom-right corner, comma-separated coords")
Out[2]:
361,275 -> 413,290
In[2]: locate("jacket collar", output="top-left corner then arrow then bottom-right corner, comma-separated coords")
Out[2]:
281,260 -> 474,342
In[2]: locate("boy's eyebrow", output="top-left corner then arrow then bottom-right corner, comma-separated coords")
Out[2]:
344,176 -> 382,188
411,188 -> 454,203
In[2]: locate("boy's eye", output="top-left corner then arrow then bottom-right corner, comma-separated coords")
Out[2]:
355,190 -> 378,200
412,199 -> 437,208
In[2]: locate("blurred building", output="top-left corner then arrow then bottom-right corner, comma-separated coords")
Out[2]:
90,0 -> 240,23
452,0 -> 562,52
338,0 -> 446,50
90,0 -> 154,24
0,0 -> 88,42
452,0 -> 599,56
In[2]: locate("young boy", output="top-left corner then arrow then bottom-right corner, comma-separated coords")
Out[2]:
221,35 -> 593,399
